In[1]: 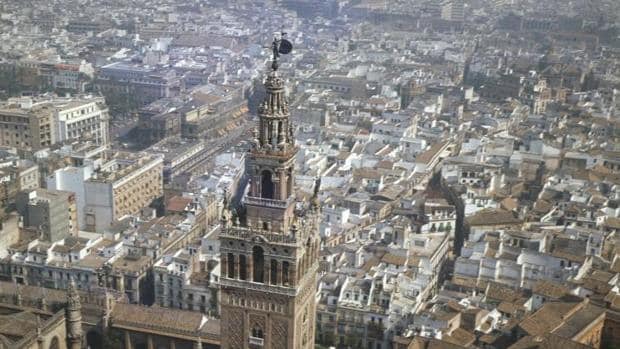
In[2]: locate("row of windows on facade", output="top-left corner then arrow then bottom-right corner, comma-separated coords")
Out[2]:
307,83 -> 350,92
162,301 -> 208,313
11,266 -> 90,283
66,117 -> 102,128
63,105 -> 97,119
158,286 -> 209,304
68,130 -> 102,139
318,313 -> 385,325
428,222 -> 453,232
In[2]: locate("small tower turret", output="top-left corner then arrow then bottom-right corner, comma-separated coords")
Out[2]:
66,277 -> 83,349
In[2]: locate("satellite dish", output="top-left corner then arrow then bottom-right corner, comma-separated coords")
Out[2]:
279,39 -> 293,55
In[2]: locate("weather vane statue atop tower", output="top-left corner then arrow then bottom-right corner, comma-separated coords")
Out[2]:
271,31 -> 293,71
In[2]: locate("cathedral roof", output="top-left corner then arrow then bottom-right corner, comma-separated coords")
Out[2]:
111,303 -> 220,339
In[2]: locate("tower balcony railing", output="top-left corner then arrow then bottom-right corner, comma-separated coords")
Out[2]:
219,277 -> 297,296
244,196 -> 289,209
249,337 -> 265,346
250,146 -> 298,159
220,226 -> 298,245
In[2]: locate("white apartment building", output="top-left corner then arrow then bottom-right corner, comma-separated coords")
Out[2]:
153,248 -> 218,314
0,95 -> 110,150
47,165 -> 94,229
55,97 -> 110,146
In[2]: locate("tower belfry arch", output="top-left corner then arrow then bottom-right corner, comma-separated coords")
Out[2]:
219,34 -> 320,349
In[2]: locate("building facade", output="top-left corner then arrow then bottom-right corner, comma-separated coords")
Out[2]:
0,95 -> 109,150
84,153 -> 164,232
219,47 -> 320,349
0,103 -> 56,149
16,188 -> 78,242
55,97 -> 109,146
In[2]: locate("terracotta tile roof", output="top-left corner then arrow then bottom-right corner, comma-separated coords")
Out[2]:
552,303 -> 606,339
451,275 -> 478,289
508,333 -> 593,349
479,333 -> 498,344
443,328 -> 476,346
166,196 -> 192,213
353,168 -> 383,180
533,199 -> 553,214
605,291 -> 620,311
376,160 -> 394,169
605,217 -> 620,230
532,280 -> 569,299
361,256 -> 380,272
500,197 -> 519,211
111,304 -> 220,338
409,337 -> 468,349
518,301 -> 581,336
0,281 -> 66,304
0,311 -> 40,339
485,282 -> 523,303
466,208 -> 522,226
611,255 -> 620,273
497,301 -> 523,315
381,253 -> 407,266
416,142 -> 447,165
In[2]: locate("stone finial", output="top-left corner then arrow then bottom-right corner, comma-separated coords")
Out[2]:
36,315 -> 42,336
40,297 -> 48,312
67,276 -> 81,310
194,335 -> 202,349
221,190 -> 232,227
291,224 -> 298,237
311,176 -> 321,210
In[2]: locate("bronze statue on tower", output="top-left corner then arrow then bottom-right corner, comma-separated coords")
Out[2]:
270,32 -> 293,71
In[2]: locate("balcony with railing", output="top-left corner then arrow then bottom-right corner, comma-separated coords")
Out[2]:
244,196 -> 289,209
249,336 -> 264,347
220,226 -> 298,245
219,276 -> 297,296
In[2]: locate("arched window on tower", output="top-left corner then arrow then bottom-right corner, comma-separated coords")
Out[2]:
277,121 -> 283,143
227,253 -> 234,278
287,168 -> 293,198
253,246 -> 264,283
282,261 -> 290,286
261,170 -> 274,199
252,326 -> 264,339
239,255 -> 247,280
271,259 -> 278,285
49,336 -> 60,349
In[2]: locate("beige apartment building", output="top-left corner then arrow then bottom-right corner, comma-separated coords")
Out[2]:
0,103 -> 55,149
84,153 -> 164,232
0,95 -> 109,150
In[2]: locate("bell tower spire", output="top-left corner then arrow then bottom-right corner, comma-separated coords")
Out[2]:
255,66 -> 294,153
245,33 -> 297,232
219,33 -> 319,349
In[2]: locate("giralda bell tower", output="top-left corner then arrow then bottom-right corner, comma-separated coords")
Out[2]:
219,34 -> 320,349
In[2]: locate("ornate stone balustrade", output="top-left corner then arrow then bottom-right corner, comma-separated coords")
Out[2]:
220,226 -> 298,245
244,196 -> 289,209
219,277 -> 297,296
